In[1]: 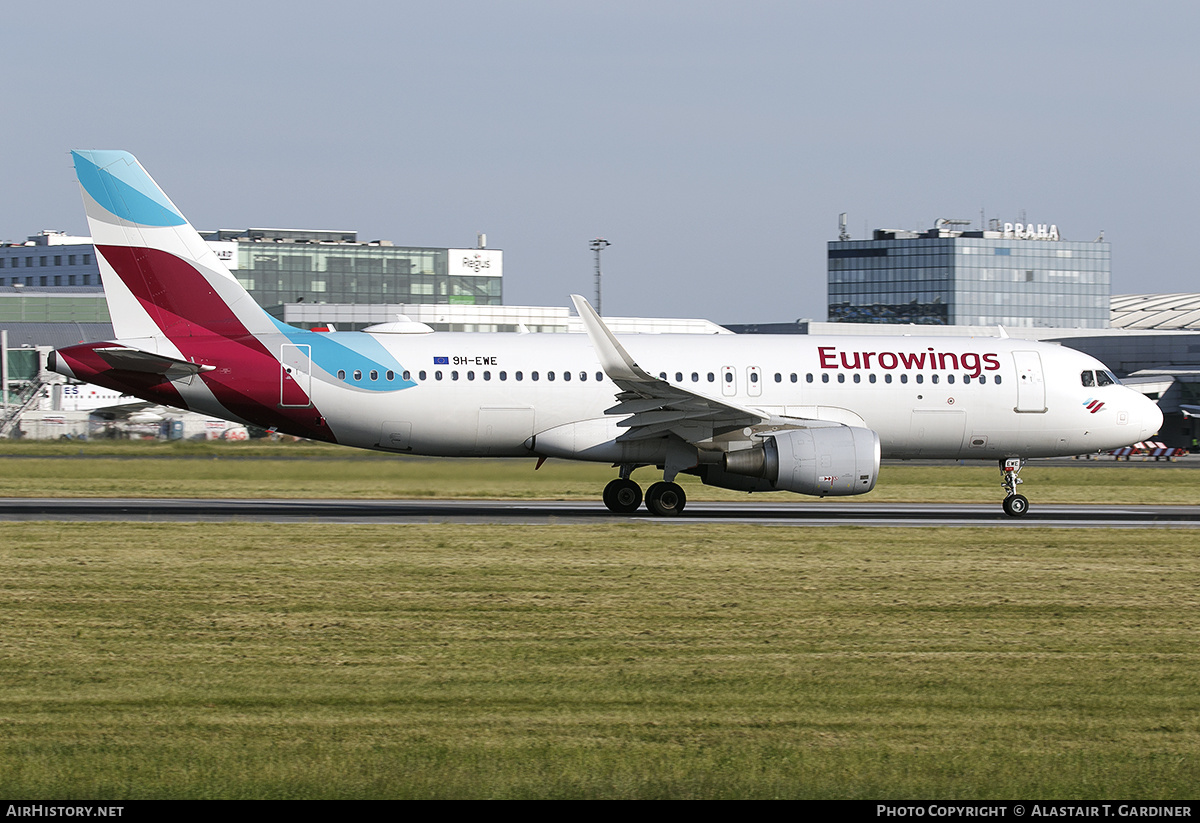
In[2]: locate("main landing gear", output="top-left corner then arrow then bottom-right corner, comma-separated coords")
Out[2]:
1000,457 -> 1029,517
602,466 -> 687,517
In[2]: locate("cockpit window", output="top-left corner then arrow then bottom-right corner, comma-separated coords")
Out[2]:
1096,370 -> 1117,387
1081,370 -> 1095,387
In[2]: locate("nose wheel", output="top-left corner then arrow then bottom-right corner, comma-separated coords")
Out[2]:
1002,493 -> 1029,517
1000,458 -> 1029,517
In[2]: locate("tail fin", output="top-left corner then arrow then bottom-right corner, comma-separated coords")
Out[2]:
72,150 -> 272,342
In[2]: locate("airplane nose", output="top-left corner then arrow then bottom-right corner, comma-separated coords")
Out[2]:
1136,394 -> 1164,440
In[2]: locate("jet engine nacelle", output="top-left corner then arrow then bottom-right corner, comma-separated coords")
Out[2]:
718,426 -> 880,497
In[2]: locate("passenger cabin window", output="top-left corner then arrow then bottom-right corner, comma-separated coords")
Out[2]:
337,370 -> 346,380
353,370 -> 362,381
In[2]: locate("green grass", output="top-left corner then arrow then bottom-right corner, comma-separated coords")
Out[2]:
0,440 -> 1194,503
1,523 -> 1198,798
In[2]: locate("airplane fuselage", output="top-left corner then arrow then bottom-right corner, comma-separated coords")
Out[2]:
58,328 -> 1160,463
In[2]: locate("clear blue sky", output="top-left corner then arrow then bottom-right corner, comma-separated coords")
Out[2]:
5,0 -> 1198,323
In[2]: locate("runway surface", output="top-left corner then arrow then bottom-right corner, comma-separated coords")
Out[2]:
0,497 -> 1196,527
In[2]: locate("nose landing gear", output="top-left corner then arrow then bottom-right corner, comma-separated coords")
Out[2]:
1000,458 -> 1029,517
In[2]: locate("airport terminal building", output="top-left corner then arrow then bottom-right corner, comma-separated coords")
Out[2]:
828,220 -> 1110,328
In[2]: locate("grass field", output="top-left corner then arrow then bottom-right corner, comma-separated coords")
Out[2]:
2,522 -> 1198,799
0,439 -> 1195,504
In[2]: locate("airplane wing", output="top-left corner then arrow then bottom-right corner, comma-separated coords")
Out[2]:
570,295 -> 766,443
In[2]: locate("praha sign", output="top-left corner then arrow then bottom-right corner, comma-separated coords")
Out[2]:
1002,222 -> 1059,240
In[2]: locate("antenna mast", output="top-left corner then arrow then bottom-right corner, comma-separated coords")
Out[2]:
590,238 -> 610,315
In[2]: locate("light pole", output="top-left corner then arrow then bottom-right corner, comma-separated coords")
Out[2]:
590,238 -> 610,316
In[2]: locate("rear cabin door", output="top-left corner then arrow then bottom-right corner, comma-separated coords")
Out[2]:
280,344 -> 312,408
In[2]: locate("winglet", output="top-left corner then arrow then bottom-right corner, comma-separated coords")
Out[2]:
570,294 -> 654,383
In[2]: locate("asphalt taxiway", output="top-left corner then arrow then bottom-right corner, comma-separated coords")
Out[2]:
0,497 -> 1196,528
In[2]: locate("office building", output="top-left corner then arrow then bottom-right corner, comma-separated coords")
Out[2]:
828,219 -> 1110,328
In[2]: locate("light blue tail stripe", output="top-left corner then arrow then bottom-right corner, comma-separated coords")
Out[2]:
72,150 -> 186,227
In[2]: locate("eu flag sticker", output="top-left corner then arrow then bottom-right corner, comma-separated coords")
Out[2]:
433,356 -> 449,365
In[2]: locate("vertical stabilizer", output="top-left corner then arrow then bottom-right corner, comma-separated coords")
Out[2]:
71,150 -> 273,342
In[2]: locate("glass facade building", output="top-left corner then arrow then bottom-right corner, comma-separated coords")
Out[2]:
828,226 -> 1110,328
205,229 -> 502,308
1,229 -> 502,309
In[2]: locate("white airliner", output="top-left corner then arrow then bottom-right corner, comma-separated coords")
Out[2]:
49,151 -> 1163,517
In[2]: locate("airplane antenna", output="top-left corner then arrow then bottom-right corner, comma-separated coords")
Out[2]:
590,238 -> 610,316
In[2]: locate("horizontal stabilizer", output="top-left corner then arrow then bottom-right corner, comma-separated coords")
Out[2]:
95,347 -> 215,381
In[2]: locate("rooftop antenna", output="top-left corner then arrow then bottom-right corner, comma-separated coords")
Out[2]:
590,238 -> 610,316
838,213 -> 850,241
